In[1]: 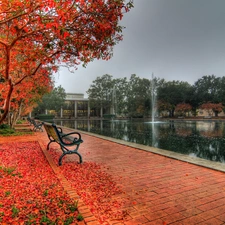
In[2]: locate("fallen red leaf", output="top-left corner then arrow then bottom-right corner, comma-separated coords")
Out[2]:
0,141 -> 80,224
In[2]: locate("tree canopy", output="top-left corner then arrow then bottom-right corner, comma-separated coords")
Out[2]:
33,85 -> 66,115
87,74 -> 225,118
0,0 -> 133,124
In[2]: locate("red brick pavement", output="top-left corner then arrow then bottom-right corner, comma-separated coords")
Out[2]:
1,125 -> 225,225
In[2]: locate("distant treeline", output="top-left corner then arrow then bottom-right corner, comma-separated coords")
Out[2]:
87,74 -> 225,117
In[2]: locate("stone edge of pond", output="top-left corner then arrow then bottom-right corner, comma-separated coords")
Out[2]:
75,129 -> 225,174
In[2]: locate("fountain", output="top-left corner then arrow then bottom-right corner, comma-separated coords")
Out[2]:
151,73 -> 158,147
112,87 -> 116,116
151,73 -> 156,123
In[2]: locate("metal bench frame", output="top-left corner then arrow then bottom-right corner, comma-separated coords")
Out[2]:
27,117 -> 44,132
43,123 -> 83,165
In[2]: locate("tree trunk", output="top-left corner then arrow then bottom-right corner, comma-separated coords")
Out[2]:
0,82 -> 14,125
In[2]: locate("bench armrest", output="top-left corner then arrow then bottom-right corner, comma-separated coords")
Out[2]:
61,132 -> 81,139
61,132 -> 83,144
57,127 -> 63,133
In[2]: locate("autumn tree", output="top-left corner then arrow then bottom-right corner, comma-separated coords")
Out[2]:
157,80 -> 193,117
0,0 -> 133,124
175,103 -> 192,117
192,75 -> 225,114
199,102 -> 223,117
157,100 -> 173,117
6,68 -> 53,127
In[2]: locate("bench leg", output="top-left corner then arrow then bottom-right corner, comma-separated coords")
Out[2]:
36,126 -> 43,132
33,124 -> 43,132
58,151 -> 83,166
47,141 -> 54,150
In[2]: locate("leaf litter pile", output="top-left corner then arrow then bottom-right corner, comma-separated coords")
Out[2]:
0,141 -> 126,224
0,141 -> 81,224
49,148 -> 127,224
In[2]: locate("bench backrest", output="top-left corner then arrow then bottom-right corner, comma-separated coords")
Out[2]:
43,123 -> 60,143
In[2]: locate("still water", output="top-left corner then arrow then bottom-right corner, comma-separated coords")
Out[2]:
55,119 -> 225,163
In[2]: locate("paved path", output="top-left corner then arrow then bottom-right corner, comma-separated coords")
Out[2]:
72,131 -> 225,225
2,125 -> 225,225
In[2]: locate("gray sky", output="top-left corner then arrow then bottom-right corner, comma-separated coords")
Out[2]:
54,0 -> 225,97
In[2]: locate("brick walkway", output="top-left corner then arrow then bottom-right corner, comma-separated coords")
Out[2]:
2,125 -> 225,225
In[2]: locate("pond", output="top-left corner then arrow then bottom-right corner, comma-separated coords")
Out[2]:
55,119 -> 225,163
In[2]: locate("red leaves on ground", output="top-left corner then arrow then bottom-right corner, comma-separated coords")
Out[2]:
0,141 -> 127,224
49,148 -> 126,224
0,141 -> 80,224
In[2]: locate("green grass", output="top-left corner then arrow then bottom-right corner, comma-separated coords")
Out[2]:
0,124 -> 33,136
0,130 -> 33,136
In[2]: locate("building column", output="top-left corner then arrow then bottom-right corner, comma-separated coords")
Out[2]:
74,101 -> 77,118
88,101 -> 90,118
100,107 -> 103,118
74,120 -> 77,129
60,108 -> 63,118
88,120 -> 90,132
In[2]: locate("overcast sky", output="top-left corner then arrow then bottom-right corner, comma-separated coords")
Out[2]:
54,0 -> 225,97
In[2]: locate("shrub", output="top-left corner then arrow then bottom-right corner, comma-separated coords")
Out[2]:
103,114 -> 116,119
35,114 -> 55,121
0,123 -> 33,136
0,124 -> 10,129
0,124 -> 15,135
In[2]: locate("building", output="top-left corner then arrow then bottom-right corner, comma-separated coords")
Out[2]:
48,93 -> 103,119
61,93 -> 90,118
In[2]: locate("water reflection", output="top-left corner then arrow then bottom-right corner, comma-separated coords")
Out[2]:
55,120 -> 225,163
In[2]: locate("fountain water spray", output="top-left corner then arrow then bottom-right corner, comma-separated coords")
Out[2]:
151,73 -> 158,148
151,73 -> 156,123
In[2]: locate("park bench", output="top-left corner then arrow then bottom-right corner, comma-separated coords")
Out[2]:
43,123 -> 83,166
27,117 -> 33,125
27,117 -> 44,132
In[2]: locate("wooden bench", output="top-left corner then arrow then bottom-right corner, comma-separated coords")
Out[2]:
43,123 -> 83,166
27,117 -> 44,132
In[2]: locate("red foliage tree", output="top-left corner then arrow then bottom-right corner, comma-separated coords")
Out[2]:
199,102 -> 223,117
175,103 -> 192,117
157,100 -> 173,117
6,68 -> 53,126
0,0 -> 133,124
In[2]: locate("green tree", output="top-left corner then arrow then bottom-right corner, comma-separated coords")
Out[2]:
157,80 -> 193,117
192,75 -> 225,116
87,74 -> 115,115
87,74 -> 165,118
217,76 -> 225,105
126,74 -> 151,118
193,75 -> 222,104
113,77 -> 128,116
34,86 -> 66,115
